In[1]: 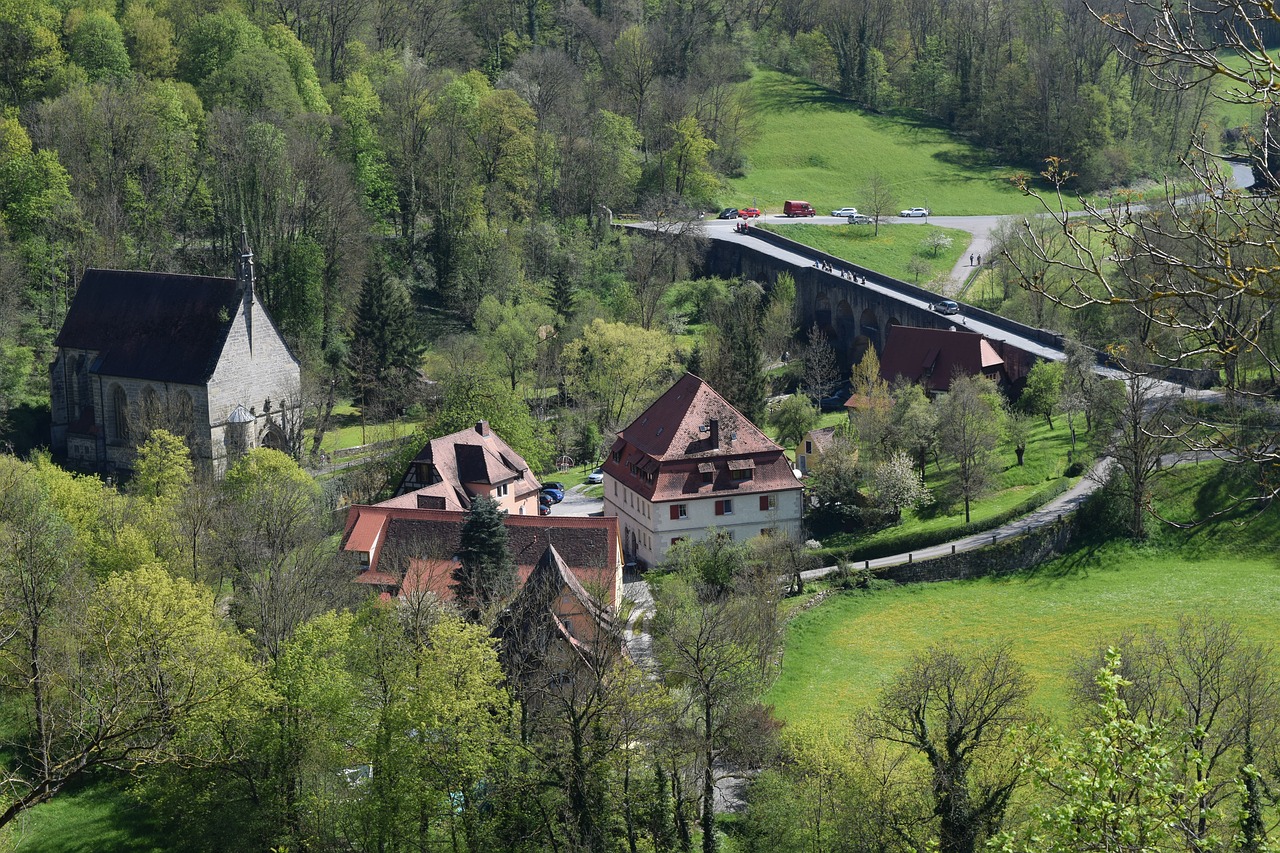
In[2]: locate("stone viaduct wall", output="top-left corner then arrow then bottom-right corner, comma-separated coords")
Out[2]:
701,228 -> 1217,387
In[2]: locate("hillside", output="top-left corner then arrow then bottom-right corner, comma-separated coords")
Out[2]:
725,72 -> 1047,217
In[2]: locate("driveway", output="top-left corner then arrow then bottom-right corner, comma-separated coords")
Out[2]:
549,484 -> 604,517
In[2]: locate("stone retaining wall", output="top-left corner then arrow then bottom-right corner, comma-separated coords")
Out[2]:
875,519 -> 1078,584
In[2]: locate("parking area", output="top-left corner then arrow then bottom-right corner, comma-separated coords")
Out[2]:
549,485 -> 605,517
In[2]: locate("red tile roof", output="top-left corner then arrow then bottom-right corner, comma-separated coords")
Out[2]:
806,425 -> 840,453
616,373 -> 780,460
602,373 -> 801,503
878,326 -> 1007,392
339,505 -> 621,606
394,421 -> 541,506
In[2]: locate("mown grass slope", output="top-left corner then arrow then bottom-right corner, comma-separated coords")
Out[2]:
724,72 -> 1047,217
755,222 -> 971,288
767,461 -> 1280,730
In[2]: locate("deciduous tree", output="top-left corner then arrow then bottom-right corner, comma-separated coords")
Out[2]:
871,450 -> 932,523
767,394 -> 819,453
869,643 -> 1034,853
653,566 -> 781,853
938,373 -> 1003,524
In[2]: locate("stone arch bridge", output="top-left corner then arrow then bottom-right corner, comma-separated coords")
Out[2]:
702,229 -> 988,369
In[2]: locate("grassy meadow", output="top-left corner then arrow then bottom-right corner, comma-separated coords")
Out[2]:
11,782 -> 164,853
755,221 -> 971,288
821,417 -> 1083,560
723,72 -> 1047,217
767,461 -> 1280,730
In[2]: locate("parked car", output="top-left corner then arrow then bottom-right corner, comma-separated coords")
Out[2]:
831,207 -> 859,217
933,299 -> 961,315
900,207 -> 931,217
718,207 -> 740,219
847,213 -> 873,224
783,200 -> 817,217
543,481 -> 566,492
738,207 -> 761,218
540,486 -> 565,503
538,501 -> 551,516
587,468 -> 604,484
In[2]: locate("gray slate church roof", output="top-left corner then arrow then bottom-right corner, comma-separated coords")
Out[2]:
55,269 -> 243,386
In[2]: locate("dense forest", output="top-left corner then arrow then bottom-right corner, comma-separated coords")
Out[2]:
0,0 -> 1227,458
1,1 -> 1279,851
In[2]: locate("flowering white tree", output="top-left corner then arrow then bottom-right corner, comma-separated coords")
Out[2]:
872,450 -> 932,522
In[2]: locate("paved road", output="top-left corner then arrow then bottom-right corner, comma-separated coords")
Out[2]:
801,456 -> 1112,580
706,217 -> 1070,364
708,160 -> 1255,297
552,484 -> 605,517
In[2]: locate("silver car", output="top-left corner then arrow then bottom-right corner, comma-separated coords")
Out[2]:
900,207 -> 931,217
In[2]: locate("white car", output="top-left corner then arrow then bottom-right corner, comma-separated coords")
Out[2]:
900,207 -> 931,217
831,207 -> 859,217
586,468 -> 604,484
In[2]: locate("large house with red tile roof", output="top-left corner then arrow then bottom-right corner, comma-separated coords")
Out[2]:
390,420 -> 543,516
877,326 -> 1017,394
601,373 -> 803,566
340,504 -> 623,613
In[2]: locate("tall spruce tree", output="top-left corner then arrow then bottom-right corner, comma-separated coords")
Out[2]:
451,495 -> 517,622
347,259 -> 420,420
703,282 -> 766,425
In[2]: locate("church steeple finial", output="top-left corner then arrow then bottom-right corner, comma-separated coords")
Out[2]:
237,224 -> 254,352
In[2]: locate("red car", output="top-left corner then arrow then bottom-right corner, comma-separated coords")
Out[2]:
738,207 -> 761,218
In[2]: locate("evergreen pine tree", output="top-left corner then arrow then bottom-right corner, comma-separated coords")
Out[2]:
347,259 -> 421,419
703,282 -> 766,425
451,495 -> 517,622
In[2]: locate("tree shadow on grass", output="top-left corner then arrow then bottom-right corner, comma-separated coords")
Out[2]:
16,778 -> 164,853
749,76 -> 854,112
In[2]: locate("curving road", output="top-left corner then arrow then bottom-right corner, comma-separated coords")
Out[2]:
707,159 -> 1255,295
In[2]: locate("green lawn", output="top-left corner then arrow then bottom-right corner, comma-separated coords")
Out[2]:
823,418 -> 1084,559
1211,51 -> 1278,137
725,72 -> 1048,217
767,461 -> 1280,730
756,222 -> 972,289
13,780 -> 164,853
309,403 -> 417,453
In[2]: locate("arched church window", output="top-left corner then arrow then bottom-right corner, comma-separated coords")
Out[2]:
111,385 -> 129,442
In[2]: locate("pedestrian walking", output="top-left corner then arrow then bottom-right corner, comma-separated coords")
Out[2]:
970,254 -> 974,266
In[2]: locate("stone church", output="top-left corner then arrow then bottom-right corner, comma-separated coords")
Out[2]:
50,232 -> 302,476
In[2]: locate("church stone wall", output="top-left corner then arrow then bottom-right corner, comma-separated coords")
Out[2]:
206,292 -> 301,475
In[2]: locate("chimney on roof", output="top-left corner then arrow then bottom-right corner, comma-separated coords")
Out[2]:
237,224 -> 255,353
476,420 -> 490,436
708,418 -> 719,449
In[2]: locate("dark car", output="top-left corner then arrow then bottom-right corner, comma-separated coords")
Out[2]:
538,501 -> 551,516
718,207 -> 740,219
540,486 -> 565,504
543,481 -> 566,492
